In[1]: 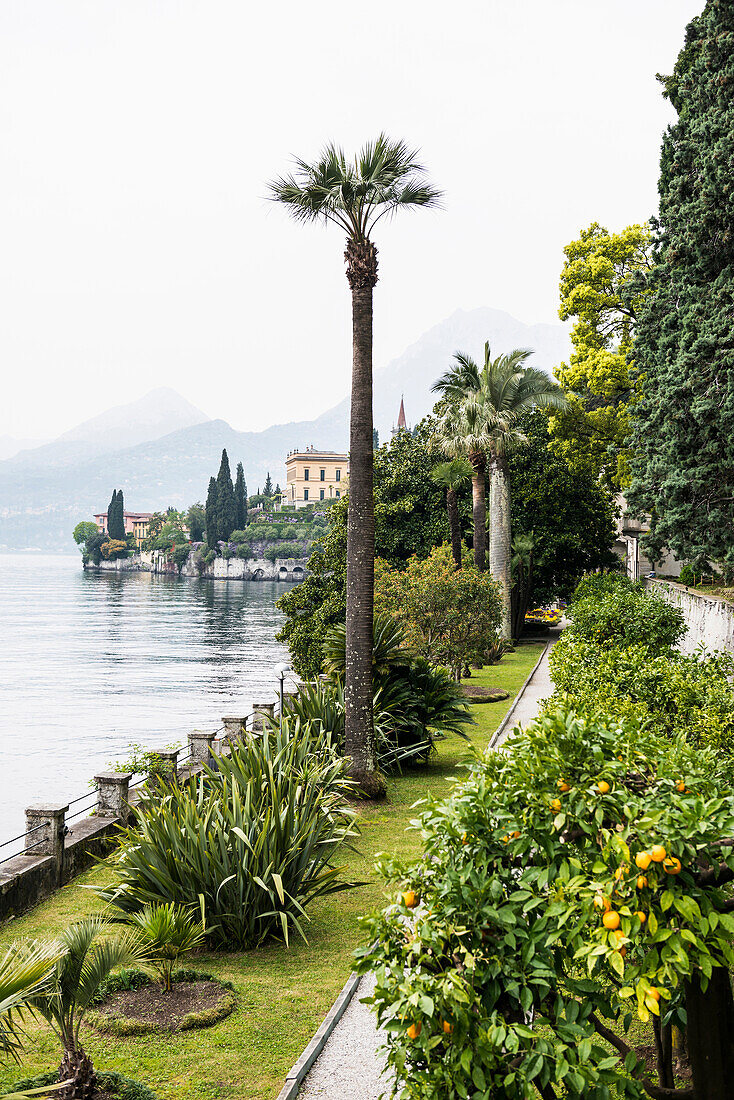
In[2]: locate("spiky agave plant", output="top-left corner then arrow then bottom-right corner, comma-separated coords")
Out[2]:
26,919 -> 144,1100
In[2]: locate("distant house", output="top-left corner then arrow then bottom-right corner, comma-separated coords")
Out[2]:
280,448 -> 349,509
93,511 -> 154,548
613,495 -> 683,581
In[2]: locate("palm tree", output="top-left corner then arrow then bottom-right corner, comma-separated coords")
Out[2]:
28,919 -> 143,1100
430,458 -> 472,568
0,941 -> 62,1066
269,136 -> 441,796
434,343 -> 567,636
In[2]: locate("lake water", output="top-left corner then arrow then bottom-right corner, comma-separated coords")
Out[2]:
0,555 -> 295,847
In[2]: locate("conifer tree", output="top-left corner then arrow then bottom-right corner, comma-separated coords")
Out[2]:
205,477 -> 218,546
114,488 -> 125,540
629,0 -> 734,567
215,449 -> 237,542
234,463 -> 248,529
106,490 -> 117,538
264,472 -> 273,496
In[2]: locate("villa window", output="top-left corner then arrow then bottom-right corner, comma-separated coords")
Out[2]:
335,489 -> 340,498
336,469 -> 341,481
320,489 -> 325,500
304,468 -> 309,481
304,489 -> 309,501
320,469 -> 325,481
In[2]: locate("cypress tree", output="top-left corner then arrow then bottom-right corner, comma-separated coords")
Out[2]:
215,449 -> 237,542
234,462 -> 248,529
107,490 -> 117,538
115,488 -> 125,540
628,1 -> 734,568
205,477 -> 218,546
264,472 -> 273,496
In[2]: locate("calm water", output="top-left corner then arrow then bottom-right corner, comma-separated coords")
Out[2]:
0,555 -> 295,845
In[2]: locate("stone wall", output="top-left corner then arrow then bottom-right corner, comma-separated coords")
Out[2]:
87,552 -> 307,581
646,578 -> 734,655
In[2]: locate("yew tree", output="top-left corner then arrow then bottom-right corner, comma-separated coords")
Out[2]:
359,706 -> 734,1100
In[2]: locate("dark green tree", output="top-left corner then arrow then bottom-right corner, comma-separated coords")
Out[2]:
106,491 -> 116,538
107,489 -> 125,541
263,472 -> 273,497
234,463 -> 248,530
215,449 -> 236,543
628,1 -> 734,568
205,477 -> 218,546
186,502 -> 205,543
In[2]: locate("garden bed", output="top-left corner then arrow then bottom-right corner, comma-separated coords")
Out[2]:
88,970 -> 236,1036
459,684 -> 510,703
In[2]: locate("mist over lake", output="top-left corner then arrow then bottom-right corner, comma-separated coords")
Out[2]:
0,555 -> 294,842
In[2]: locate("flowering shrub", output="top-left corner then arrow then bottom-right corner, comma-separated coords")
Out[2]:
357,706 -> 734,1099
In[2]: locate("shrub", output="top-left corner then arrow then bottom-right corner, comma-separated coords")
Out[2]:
374,545 -> 503,679
229,530 -> 248,544
567,586 -> 685,653
357,705 -> 734,1099
548,636 -> 734,776
97,721 -> 359,949
571,570 -> 637,604
236,543 -> 251,560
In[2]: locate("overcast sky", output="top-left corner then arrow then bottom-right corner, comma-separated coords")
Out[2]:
1,0 -> 703,441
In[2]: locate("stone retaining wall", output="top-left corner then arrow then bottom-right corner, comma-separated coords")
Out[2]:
87,552 -> 308,581
646,578 -> 734,655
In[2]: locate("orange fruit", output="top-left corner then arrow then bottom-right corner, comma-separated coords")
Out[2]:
648,987 -> 660,1002
557,780 -> 570,792
651,845 -> 667,863
614,864 -> 628,881
442,1020 -> 453,1035
461,832 -> 468,844
512,830 -> 521,839
676,781 -> 686,792
402,890 -> 418,909
594,894 -> 612,911
620,946 -> 627,958
602,911 -> 621,930
635,851 -> 652,871
550,798 -> 562,812
501,834 -> 509,843
636,911 -> 647,924
597,781 -> 611,794
663,856 -> 682,875
407,1022 -> 422,1040
610,930 -> 625,948
636,876 -> 648,890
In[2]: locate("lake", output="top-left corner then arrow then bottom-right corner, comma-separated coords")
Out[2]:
0,555 -> 295,847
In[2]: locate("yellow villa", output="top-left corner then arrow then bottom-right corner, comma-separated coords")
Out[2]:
280,448 -> 348,509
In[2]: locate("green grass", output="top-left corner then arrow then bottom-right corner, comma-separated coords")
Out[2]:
0,645 -> 545,1100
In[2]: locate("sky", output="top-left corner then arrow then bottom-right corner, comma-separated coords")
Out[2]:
1,0 -> 704,442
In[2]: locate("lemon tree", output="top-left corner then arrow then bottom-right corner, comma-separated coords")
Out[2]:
357,706 -> 734,1099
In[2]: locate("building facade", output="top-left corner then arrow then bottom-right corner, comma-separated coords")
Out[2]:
280,448 -> 348,509
93,511 -> 154,547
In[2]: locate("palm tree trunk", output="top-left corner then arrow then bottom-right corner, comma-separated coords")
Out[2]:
59,1046 -> 95,1100
489,451 -> 512,638
344,241 -> 385,799
469,451 -> 487,571
446,488 -> 462,568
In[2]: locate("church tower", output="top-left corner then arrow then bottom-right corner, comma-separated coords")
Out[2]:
392,396 -> 409,437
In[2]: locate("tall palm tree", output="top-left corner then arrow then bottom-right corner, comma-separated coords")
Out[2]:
28,919 -> 143,1100
269,136 -> 441,796
430,458 -> 472,568
434,343 -> 567,636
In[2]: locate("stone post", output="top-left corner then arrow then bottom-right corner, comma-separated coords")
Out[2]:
25,804 -> 68,885
188,730 -> 217,765
94,772 -> 132,822
153,749 -> 179,781
222,715 -> 248,743
251,701 -> 276,732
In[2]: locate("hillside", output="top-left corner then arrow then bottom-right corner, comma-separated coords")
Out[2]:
0,308 -> 570,550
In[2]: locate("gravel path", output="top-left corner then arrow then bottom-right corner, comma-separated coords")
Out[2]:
492,637 -> 559,749
298,974 -> 390,1098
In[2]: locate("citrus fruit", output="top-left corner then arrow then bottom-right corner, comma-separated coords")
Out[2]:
635,851 -> 652,870
636,911 -> 647,924
602,910 -> 621,930
550,798 -> 562,812
619,946 -> 627,958
648,987 -> 660,1002
402,890 -> 418,908
651,845 -> 666,863
512,830 -> 521,839
663,856 -> 682,875
614,864 -> 628,881
637,875 -> 648,890
442,1020 -> 453,1034
597,781 -> 611,794
557,780 -> 570,792
610,930 -> 625,948
676,781 -> 686,792
407,1022 -> 422,1040
594,894 -> 612,911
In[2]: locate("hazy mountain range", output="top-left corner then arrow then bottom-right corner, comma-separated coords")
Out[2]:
0,307 -> 570,551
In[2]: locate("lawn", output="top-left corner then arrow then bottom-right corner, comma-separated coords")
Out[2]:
0,644 -> 546,1100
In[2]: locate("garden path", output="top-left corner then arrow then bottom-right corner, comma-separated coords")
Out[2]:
295,640 -> 559,1099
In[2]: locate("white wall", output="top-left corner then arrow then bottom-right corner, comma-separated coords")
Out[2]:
647,579 -> 734,655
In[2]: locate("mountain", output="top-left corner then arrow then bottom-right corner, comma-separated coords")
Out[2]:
0,435 -> 49,461
0,308 -> 570,550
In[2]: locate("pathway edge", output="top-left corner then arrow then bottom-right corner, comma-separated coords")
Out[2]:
275,970 -> 363,1100
488,641 -> 551,750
